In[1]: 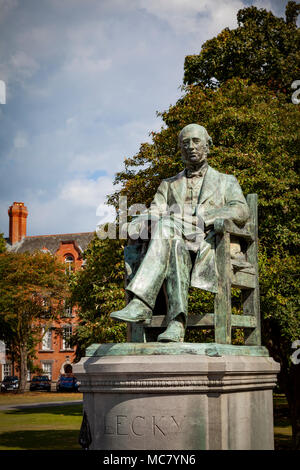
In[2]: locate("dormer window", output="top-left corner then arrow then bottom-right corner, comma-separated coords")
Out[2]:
64,254 -> 74,273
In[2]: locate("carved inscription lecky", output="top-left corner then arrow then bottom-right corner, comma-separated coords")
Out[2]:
103,414 -> 185,437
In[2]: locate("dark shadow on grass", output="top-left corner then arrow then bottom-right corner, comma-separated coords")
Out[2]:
0,430 -> 81,450
274,433 -> 294,451
3,404 -> 82,417
274,418 -> 292,428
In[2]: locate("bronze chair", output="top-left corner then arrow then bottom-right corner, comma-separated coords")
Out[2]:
125,194 -> 261,346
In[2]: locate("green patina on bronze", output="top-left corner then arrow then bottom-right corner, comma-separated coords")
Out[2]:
86,342 -> 269,357
109,123 -> 262,354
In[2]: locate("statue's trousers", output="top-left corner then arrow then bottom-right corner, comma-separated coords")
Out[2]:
126,217 -> 201,326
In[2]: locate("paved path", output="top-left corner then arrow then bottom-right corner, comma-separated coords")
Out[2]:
0,399 -> 82,411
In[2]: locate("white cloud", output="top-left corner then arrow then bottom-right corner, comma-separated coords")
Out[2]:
4,51 -> 40,85
139,0 -> 243,34
0,0 -> 18,24
62,53 -> 112,79
59,175 -> 114,208
253,1 -> 273,11
5,175 -> 118,236
0,79 -> 5,104
10,51 -> 39,75
13,131 -> 28,149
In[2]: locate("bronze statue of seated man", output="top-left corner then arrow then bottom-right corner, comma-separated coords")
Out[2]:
110,124 -> 250,342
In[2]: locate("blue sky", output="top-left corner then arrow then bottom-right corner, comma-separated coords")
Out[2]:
0,0 -> 288,237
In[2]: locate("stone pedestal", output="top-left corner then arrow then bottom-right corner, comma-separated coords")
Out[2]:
74,344 -> 279,450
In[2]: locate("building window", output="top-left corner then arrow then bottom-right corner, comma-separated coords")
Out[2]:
41,298 -> 52,317
41,327 -> 52,351
64,300 -> 73,318
62,326 -> 73,350
42,362 -> 52,380
2,363 -> 12,380
65,254 -> 74,273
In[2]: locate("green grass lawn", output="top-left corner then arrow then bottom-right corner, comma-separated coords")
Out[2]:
0,403 -> 83,450
0,393 -> 293,450
273,394 -> 293,450
0,391 -> 82,406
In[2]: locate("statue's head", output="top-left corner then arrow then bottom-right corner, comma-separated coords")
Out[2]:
178,124 -> 213,167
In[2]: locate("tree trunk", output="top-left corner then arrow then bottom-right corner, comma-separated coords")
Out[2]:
18,343 -> 28,394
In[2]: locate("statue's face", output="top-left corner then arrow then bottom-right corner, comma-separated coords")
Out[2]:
180,127 -> 208,167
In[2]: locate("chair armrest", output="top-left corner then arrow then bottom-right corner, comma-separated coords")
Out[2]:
214,218 -> 254,241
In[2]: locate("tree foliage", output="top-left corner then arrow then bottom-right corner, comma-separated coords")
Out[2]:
183,2 -> 300,95
0,252 -> 69,392
0,233 -> 6,253
70,234 -> 127,358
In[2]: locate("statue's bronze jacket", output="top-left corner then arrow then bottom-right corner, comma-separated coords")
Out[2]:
142,165 -> 250,293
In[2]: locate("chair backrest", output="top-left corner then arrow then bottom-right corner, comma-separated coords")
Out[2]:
213,193 -> 260,345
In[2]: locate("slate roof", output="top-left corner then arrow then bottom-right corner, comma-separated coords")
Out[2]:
6,232 -> 95,255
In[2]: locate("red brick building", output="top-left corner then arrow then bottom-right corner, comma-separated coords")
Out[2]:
1,202 -> 94,387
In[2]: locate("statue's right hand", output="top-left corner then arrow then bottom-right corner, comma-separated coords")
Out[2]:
128,218 -> 148,240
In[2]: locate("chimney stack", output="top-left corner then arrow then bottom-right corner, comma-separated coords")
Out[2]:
8,202 -> 28,244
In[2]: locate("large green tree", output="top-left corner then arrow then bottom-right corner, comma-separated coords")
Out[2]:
184,2 -> 300,95
0,252 -> 69,392
70,235 -> 127,359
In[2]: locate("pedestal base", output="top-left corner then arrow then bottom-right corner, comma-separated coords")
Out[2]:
74,351 -> 279,450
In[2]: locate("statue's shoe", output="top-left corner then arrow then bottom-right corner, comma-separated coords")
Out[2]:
110,298 -> 152,323
157,320 -> 185,342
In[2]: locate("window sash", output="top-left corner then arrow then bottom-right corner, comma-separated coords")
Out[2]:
42,328 -> 52,350
62,326 -> 72,350
2,363 -> 12,380
65,255 -> 74,274
64,301 -> 73,317
42,362 -> 52,380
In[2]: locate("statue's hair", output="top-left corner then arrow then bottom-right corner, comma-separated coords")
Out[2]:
178,123 -> 213,148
